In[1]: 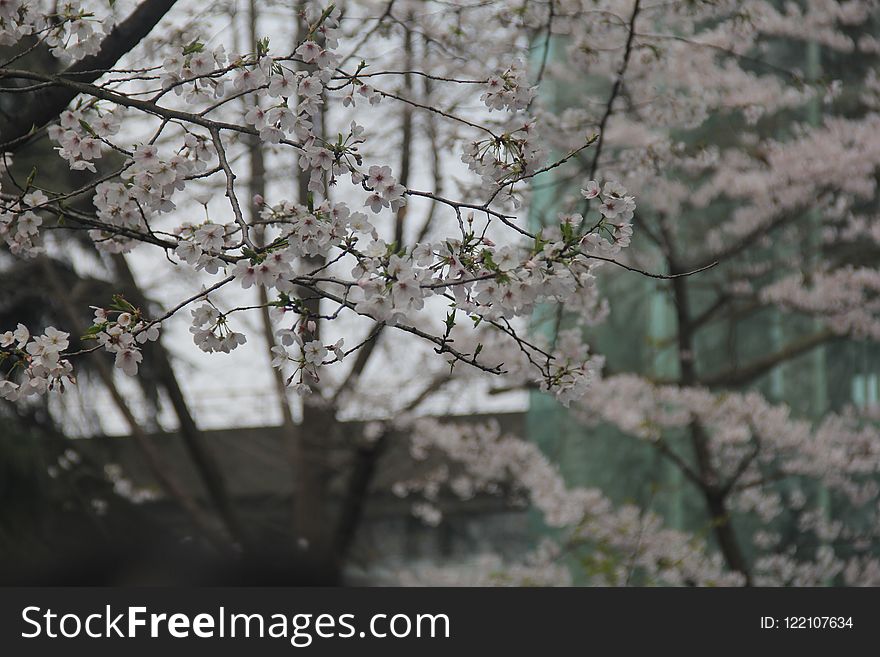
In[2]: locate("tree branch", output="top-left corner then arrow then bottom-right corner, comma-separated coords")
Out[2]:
701,328 -> 837,388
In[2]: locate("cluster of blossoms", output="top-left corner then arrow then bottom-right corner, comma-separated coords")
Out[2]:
397,418 -> 741,586
42,1 -> 108,62
694,114 -> 880,257
269,312 -> 345,393
85,298 -> 161,376
0,324 -> 73,400
175,219 -> 237,276
240,59 -> 322,145
578,180 -> 636,256
538,329 -> 603,407
344,78 -> 383,107
459,63 -> 543,204
0,188 -> 46,257
578,374 -> 880,500
760,267 -> 880,341
481,62 -> 535,112
361,165 -> 407,215
352,247 -> 430,324
404,418 -> 589,527
160,41 -> 230,102
252,198 -> 371,263
0,0 -> 108,61
38,97 -> 215,256
48,107 -> 120,173
189,302 -> 246,355
462,121 -> 546,196
91,136 -> 211,254
569,373 -> 880,584
0,0 -> 38,45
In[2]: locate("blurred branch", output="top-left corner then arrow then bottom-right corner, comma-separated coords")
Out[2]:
40,256 -> 229,550
110,254 -> 250,550
701,328 -> 837,388
587,0 -> 641,180
333,371 -> 453,562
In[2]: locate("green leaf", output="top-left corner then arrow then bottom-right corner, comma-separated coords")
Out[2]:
481,249 -> 497,271
78,119 -> 97,137
533,230 -> 547,255
560,220 -> 573,242
183,39 -> 205,55
256,36 -> 270,58
80,324 -> 104,340
110,294 -> 137,314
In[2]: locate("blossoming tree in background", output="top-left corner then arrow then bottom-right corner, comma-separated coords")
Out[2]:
2,0 -> 880,585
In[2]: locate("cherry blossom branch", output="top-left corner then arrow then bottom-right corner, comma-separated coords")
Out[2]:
209,126 -> 256,250
0,68 -> 299,149
297,282 -> 506,376
142,275 -> 236,331
587,0 -> 641,180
